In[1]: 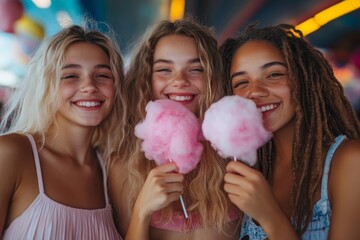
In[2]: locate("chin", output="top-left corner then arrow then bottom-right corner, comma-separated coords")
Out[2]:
186,105 -> 197,114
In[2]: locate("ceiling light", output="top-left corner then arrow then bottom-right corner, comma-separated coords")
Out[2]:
296,0 -> 360,36
56,11 -> 73,28
170,0 -> 185,21
31,0 -> 51,9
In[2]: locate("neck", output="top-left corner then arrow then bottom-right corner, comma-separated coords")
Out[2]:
272,118 -> 295,165
45,124 -> 96,164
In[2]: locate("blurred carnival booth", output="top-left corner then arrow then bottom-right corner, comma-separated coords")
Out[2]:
0,0 -> 44,117
0,0 -> 359,119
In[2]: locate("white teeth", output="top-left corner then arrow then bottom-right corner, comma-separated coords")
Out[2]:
168,95 -> 193,101
77,101 -> 100,107
259,104 -> 277,112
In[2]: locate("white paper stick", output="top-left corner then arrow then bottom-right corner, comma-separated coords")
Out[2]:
179,195 -> 189,219
233,156 -> 237,161
169,158 -> 189,219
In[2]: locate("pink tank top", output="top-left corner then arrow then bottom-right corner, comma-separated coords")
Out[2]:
2,134 -> 122,240
150,202 -> 240,232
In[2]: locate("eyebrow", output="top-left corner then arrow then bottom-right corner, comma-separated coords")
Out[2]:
62,64 -> 111,70
153,58 -> 201,65
230,61 -> 287,80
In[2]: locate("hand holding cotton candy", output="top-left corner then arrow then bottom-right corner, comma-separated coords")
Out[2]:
202,95 -> 272,166
134,99 -> 203,174
135,99 -> 203,219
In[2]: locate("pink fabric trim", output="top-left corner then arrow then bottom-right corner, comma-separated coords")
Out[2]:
150,207 -> 241,232
3,134 -> 122,240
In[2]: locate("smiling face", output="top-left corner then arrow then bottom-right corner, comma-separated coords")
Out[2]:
151,34 -> 205,113
230,40 -> 296,133
56,42 -> 115,128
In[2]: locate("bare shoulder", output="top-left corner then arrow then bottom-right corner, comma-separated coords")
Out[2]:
0,133 -> 34,187
331,138 -> 360,170
0,133 -> 39,231
327,139 -> 360,238
0,133 -> 33,199
0,133 -> 32,169
329,138 -> 360,198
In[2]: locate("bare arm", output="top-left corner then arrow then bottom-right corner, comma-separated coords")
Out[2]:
125,162 -> 183,240
328,139 -> 360,239
0,135 -> 22,235
224,161 -> 299,240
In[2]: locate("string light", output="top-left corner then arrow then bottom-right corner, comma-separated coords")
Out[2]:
296,0 -> 360,36
169,0 -> 185,21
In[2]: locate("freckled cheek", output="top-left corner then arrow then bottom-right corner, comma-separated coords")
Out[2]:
102,81 -> 115,93
152,74 -> 170,84
194,76 -> 206,93
273,87 -> 295,114
151,78 -> 166,99
59,85 -> 76,102
105,89 -> 116,103
232,88 -> 247,97
274,87 -> 292,100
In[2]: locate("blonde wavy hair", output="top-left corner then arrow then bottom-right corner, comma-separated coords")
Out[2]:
109,17 -> 234,231
0,20 -> 126,156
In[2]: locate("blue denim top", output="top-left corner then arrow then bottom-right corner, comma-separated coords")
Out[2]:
240,135 -> 346,240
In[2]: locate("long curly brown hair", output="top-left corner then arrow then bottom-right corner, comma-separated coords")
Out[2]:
109,17 -> 235,231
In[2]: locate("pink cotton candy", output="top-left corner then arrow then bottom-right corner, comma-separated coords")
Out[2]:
202,95 -> 272,166
135,99 -> 203,174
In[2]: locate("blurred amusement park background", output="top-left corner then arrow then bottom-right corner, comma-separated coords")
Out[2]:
0,0 -> 359,117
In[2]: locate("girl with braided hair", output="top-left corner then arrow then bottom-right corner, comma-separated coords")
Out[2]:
219,24 -> 360,239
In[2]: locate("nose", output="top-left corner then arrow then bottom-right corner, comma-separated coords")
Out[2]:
171,71 -> 191,87
80,76 -> 98,93
248,80 -> 268,99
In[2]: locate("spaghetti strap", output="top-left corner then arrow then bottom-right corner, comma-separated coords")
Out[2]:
4,138 -> 122,240
96,152 -> 110,205
320,135 -> 346,198
26,134 -> 45,194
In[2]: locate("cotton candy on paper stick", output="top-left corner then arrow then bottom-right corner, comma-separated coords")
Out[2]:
135,99 -> 203,173
202,95 -> 272,166
135,99 -> 203,219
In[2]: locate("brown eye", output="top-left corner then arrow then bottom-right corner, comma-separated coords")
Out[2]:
267,72 -> 284,78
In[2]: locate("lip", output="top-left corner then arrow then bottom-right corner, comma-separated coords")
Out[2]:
256,103 -> 279,118
72,99 -> 104,110
165,93 -> 197,105
257,103 -> 279,112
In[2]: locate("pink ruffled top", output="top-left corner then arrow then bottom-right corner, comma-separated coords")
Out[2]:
150,207 -> 240,232
2,134 -> 122,240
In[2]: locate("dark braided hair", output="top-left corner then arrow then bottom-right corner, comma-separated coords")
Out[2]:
219,23 -> 360,234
